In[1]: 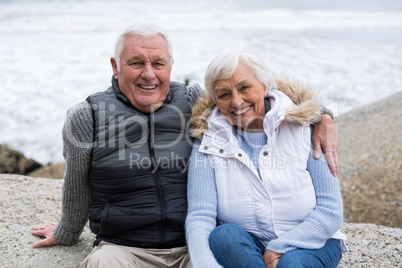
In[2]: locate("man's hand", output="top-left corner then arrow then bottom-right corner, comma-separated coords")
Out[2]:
31,222 -> 62,248
312,114 -> 339,177
263,249 -> 283,268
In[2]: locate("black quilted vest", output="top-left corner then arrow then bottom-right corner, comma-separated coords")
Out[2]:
86,77 -> 193,248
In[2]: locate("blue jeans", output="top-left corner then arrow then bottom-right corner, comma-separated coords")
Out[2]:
209,224 -> 342,268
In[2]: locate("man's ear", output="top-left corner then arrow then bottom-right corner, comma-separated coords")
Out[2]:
110,57 -> 118,79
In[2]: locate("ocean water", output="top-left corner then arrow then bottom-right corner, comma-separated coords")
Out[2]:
1,0 -> 401,164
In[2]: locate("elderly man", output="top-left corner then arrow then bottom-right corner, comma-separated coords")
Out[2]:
31,22 -> 339,268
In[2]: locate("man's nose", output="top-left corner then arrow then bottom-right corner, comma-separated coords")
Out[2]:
141,64 -> 156,80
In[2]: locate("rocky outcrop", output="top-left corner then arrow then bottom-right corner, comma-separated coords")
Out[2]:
0,144 -> 65,179
337,91 -> 402,228
0,144 -> 42,175
28,162 -> 66,179
0,174 -> 400,267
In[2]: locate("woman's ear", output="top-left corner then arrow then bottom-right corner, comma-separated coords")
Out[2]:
264,84 -> 270,97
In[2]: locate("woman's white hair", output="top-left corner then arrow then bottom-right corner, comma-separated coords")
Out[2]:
204,50 -> 277,103
114,22 -> 174,72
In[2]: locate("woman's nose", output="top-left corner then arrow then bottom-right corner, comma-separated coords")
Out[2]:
231,92 -> 243,108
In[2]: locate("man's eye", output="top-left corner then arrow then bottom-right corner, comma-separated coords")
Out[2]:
129,61 -> 144,67
153,62 -> 165,68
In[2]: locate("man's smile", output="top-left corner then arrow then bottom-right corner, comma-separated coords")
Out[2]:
138,85 -> 157,90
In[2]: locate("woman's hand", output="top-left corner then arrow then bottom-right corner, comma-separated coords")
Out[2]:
31,222 -> 62,247
263,249 -> 283,268
312,114 -> 339,177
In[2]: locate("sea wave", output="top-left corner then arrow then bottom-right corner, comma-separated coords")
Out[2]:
1,0 -> 401,164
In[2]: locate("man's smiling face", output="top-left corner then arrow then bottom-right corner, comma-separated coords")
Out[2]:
111,34 -> 172,113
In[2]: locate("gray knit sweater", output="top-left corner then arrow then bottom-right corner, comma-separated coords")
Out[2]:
54,101 -> 93,245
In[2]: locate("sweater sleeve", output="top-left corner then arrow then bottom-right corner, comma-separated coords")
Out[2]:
187,83 -> 203,106
186,140 -> 223,268
53,102 -> 93,246
265,148 -> 344,253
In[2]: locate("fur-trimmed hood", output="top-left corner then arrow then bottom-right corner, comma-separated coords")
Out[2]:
191,76 -> 322,139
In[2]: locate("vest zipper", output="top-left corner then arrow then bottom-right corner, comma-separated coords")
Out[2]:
148,114 -> 167,247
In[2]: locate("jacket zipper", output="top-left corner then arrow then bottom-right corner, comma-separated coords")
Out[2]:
148,114 -> 166,247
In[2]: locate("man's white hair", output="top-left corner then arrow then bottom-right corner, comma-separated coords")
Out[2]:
114,22 -> 174,72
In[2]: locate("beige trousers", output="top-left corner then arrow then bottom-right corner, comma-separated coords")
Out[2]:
80,241 -> 191,268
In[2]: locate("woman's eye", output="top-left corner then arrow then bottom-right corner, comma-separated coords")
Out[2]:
240,85 -> 249,91
218,93 -> 229,99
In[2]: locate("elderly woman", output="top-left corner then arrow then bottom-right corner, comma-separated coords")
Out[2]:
186,50 -> 347,268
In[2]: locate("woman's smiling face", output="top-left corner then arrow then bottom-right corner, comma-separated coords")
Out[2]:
214,62 -> 267,132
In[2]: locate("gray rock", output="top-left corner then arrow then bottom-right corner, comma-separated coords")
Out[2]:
0,144 -> 42,175
0,174 -> 94,268
0,174 -> 401,267
337,91 -> 402,228
339,223 -> 401,267
28,162 -> 66,180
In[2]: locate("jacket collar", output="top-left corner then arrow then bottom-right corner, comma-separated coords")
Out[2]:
263,89 -> 295,137
200,90 -> 295,154
111,76 -> 174,111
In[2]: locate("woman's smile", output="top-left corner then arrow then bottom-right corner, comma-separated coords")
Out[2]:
232,105 -> 252,115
